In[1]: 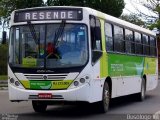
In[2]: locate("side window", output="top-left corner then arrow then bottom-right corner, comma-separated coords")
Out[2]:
105,23 -> 113,51
90,16 -> 102,51
15,28 -> 20,64
142,34 -> 149,55
90,16 -> 102,64
135,32 -> 142,55
150,36 -> 157,56
114,25 -> 124,52
95,19 -> 102,50
125,29 -> 133,53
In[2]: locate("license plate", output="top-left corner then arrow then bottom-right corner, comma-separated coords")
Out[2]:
38,93 -> 52,99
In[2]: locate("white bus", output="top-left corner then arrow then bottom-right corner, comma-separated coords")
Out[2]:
8,6 -> 158,113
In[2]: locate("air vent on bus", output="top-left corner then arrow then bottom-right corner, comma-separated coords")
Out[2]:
24,74 -> 68,80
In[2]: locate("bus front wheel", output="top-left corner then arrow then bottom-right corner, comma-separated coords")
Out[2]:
97,82 -> 110,113
32,101 -> 47,113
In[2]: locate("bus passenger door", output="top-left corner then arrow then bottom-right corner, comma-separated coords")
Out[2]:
89,15 -> 104,102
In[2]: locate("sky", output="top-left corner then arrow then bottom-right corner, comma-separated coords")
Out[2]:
123,0 -> 157,17
0,0 -> 155,39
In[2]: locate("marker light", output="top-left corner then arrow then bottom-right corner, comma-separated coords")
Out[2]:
15,81 -> 20,86
74,81 -> 79,86
85,76 -> 89,79
10,78 -> 15,83
80,78 -> 85,83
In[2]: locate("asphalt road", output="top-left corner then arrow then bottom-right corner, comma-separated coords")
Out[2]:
0,81 -> 160,120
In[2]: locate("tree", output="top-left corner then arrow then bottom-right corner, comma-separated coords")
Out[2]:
0,0 -> 44,44
120,14 -> 145,26
0,44 -> 8,75
46,0 -> 125,17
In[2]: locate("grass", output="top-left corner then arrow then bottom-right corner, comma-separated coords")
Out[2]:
0,75 -> 8,80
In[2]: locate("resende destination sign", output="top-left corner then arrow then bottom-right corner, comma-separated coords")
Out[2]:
14,8 -> 83,22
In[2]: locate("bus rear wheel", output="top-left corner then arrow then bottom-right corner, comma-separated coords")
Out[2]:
97,82 -> 110,113
137,78 -> 146,101
32,101 -> 47,113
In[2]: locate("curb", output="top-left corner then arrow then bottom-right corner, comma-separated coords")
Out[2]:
0,87 -> 8,90
0,80 -> 7,83
0,80 -> 8,90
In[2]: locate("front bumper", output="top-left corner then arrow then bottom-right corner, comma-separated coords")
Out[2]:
8,83 -> 90,102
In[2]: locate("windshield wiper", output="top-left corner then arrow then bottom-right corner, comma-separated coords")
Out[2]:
53,20 -> 66,47
27,21 -> 38,44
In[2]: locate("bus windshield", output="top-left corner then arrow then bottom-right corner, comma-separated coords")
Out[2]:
9,23 -> 88,69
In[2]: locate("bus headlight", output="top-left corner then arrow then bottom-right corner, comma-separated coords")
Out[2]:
68,75 -> 90,89
9,77 -> 24,89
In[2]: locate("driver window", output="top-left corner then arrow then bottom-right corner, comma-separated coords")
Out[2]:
90,15 -> 102,64
90,16 -> 102,51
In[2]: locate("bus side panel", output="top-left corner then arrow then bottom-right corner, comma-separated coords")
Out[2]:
108,54 -> 158,98
108,54 -> 143,97
143,58 -> 158,91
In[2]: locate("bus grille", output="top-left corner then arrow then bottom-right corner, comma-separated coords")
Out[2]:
24,74 -> 68,80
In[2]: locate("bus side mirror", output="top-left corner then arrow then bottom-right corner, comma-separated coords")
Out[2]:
92,50 -> 102,65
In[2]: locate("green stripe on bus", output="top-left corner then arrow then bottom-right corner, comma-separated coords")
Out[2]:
108,53 -> 156,77
100,19 -> 108,78
20,80 -> 73,90
20,80 -> 30,89
143,57 -> 156,75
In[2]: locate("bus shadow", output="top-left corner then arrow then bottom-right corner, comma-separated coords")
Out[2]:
109,94 -> 154,111
19,94 -> 154,119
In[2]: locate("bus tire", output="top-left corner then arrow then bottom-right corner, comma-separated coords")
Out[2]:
98,82 -> 110,113
137,78 -> 146,101
32,101 -> 47,113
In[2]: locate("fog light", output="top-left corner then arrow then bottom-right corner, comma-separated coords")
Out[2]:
74,81 -> 79,86
10,78 -> 14,83
15,81 -> 20,86
80,78 -> 85,83
85,76 -> 89,79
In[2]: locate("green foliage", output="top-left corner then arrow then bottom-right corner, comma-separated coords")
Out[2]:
0,75 -> 7,80
148,20 -> 160,30
14,0 -> 44,9
0,0 -> 44,17
120,14 -> 145,26
47,0 -> 125,17
0,0 -> 44,27
0,44 -> 8,75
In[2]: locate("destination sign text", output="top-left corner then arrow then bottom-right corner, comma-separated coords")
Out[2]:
14,8 -> 82,22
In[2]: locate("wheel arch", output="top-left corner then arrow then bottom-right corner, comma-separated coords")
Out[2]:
105,76 -> 112,98
142,74 -> 147,89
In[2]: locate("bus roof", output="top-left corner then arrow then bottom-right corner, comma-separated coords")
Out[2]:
83,7 -> 156,36
12,6 -> 156,36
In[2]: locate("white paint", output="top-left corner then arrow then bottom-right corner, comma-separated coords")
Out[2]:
39,12 -> 45,19
8,82 -> 90,102
112,76 -> 141,98
46,12 -> 51,19
32,12 -> 37,20
25,13 -> 30,20
61,12 -> 66,19
146,75 -> 158,91
68,11 -> 73,19
153,110 -> 160,120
